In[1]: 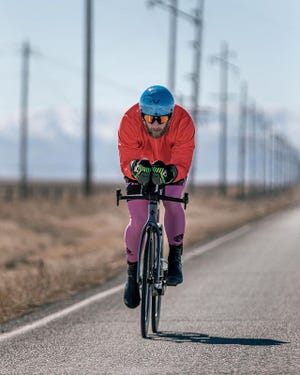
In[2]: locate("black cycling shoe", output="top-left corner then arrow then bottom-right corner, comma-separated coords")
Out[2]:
167,245 -> 183,286
124,262 -> 140,308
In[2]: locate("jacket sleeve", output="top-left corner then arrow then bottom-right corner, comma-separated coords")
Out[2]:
118,114 -> 142,179
170,112 -> 195,181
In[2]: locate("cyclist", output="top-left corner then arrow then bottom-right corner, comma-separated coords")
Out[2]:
118,85 -> 195,308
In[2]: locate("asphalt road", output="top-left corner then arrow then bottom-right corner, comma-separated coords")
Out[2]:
1,205 -> 300,374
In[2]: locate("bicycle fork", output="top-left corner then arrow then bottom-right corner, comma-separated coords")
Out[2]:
137,202 -> 165,295
153,224 -> 168,296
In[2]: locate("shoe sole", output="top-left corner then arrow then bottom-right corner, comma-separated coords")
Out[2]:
123,297 -> 140,309
166,279 -> 183,286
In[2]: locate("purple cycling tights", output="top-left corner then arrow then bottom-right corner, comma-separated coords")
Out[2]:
125,183 -> 186,263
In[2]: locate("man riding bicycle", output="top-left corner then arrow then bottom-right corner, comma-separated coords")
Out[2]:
118,85 -> 195,309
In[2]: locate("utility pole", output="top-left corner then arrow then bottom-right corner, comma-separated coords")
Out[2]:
188,0 -> 205,190
19,41 -> 31,199
168,0 -> 178,92
237,81 -> 248,199
147,0 -> 205,189
261,113 -> 267,194
274,134 -> 280,190
270,127 -> 275,192
249,101 -> 257,196
83,0 -> 93,196
219,42 -> 229,196
147,0 -> 178,92
211,41 -> 237,196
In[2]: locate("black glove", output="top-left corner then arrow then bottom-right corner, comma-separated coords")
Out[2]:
130,159 -> 152,185
151,160 -> 178,185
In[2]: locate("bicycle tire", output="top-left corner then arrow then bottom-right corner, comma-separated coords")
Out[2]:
140,229 -> 153,338
151,227 -> 162,333
151,291 -> 161,333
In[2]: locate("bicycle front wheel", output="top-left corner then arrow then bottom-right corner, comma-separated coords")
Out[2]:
151,227 -> 162,333
140,230 -> 153,338
151,291 -> 161,333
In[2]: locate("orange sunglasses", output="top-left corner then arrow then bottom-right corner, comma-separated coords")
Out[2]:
142,113 -> 171,125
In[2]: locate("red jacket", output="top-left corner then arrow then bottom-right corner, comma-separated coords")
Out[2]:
118,103 -> 195,182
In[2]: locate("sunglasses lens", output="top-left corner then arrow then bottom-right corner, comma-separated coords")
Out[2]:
143,114 -> 154,123
159,115 -> 169,124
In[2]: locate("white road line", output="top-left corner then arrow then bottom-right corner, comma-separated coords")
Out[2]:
0,224 -> 251,342
0,284 -> 123,342
183,224 -> 251,262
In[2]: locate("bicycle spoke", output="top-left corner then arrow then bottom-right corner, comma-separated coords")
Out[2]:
151,228 -> 163,333
141,232 -> 152,338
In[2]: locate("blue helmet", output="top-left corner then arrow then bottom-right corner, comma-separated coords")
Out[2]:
139,85 -> 175,116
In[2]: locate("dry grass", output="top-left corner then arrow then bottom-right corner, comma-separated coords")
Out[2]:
0,184 -> 300,323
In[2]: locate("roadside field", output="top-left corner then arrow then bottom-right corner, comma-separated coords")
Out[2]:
1,184 -> 299,323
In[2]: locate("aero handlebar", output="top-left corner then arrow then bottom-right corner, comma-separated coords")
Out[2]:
116,188 -> 189,210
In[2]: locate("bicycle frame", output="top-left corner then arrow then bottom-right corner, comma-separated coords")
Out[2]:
116,183 -> 188,336
137,198 -> 162,291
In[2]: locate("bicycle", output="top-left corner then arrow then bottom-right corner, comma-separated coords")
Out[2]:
116,179 -> 188,338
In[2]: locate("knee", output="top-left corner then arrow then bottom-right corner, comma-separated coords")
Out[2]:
164,201 -> 183,216
129,212 -> 148,230
127,200 -> 148,229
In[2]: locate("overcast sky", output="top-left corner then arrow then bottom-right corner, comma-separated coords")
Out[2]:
0,0 -> 299,180
1,0 -> 299,110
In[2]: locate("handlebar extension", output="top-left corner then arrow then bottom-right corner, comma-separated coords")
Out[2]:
116,188 -> 189,209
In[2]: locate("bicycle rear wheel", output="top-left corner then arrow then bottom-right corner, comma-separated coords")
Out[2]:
140,230 -> 153,338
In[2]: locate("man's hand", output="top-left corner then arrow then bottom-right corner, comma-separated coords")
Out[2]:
151,160 -> 178,185
130,159 -> 152,185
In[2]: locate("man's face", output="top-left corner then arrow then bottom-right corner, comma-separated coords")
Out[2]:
142,114 -> 171,139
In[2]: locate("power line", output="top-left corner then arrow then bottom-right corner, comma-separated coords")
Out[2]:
0,44 -> 140,99
229,0 -> 300,35
36,53 -> 140,96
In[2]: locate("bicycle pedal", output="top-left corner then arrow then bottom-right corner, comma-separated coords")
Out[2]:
153,283 -> 163,296
155,288 -> 164,296
161,258 -> 168,268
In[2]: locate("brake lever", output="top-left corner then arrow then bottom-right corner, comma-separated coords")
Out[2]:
116,189 -> 122,206
183,192 -> 189,210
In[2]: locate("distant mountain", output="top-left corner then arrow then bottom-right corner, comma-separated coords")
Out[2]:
0,107 -> 121,181
0,106 -> 298,183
